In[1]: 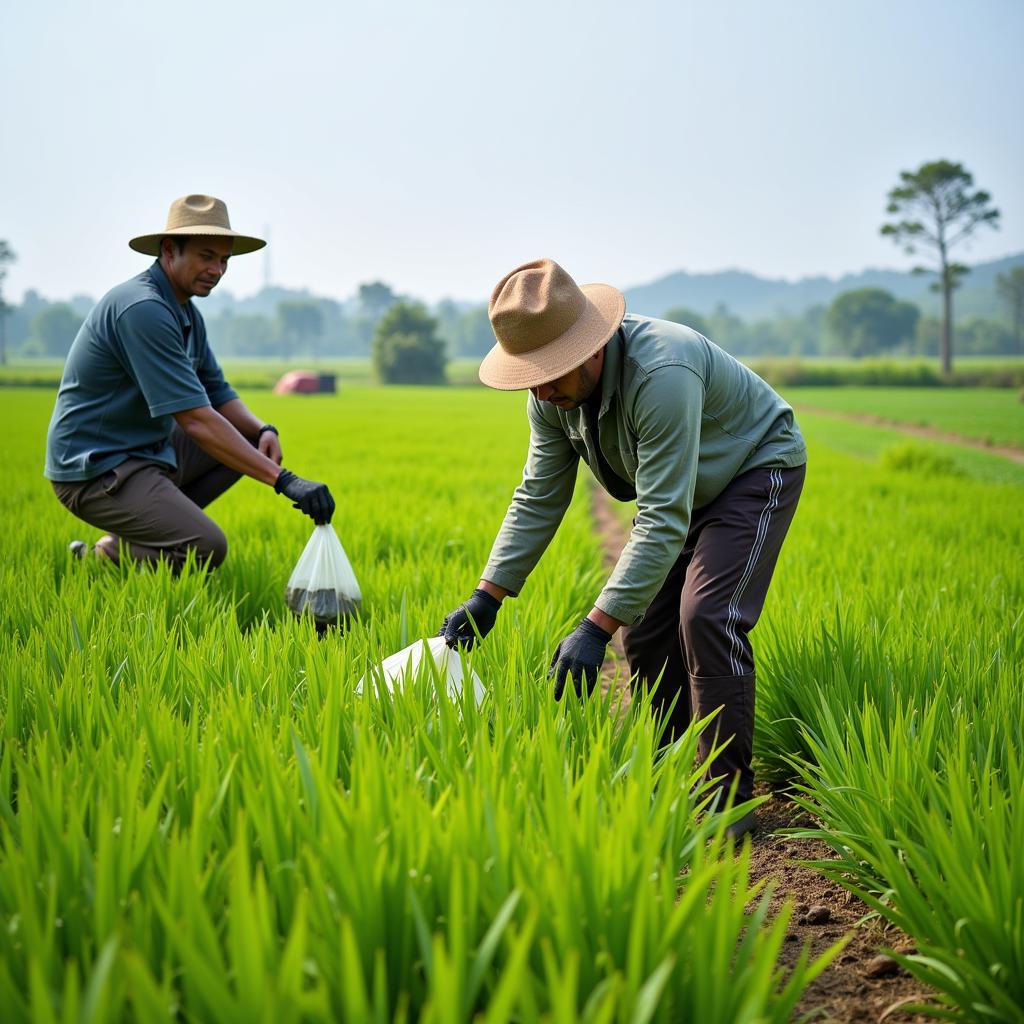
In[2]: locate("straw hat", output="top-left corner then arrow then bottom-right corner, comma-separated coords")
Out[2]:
479,259 -> 625,390
129,194 -> 266,256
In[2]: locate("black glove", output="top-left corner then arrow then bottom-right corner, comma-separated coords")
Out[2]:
274,469 -> 335,524
438,588 -> 502,649
548,618 -> 613,700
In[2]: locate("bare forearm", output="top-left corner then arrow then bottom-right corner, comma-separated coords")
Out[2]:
587,606 -> 624,635
175,406 -> 281,485
215,398 -> 264,441
478,579 -> 511,602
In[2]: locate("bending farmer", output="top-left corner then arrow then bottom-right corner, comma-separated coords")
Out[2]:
439,258 -> 806,836
45,194 -> 334,569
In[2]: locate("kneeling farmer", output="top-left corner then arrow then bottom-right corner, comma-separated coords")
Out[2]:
440,259 -> 806,833
45,195 -> 334,568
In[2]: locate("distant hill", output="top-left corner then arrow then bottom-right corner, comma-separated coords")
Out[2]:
19,252 -> 1023,329
623,252 -> 1024,322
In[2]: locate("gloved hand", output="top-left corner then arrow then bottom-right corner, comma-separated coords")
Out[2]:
274,469 -> 335,524
438,588 -> 502,649
548,618 -> 613,700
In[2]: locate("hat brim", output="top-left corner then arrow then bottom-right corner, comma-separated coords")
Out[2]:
478,283 -> 625,391
128,227 -> 266,257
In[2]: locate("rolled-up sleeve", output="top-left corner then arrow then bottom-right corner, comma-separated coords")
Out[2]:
482,396 -> 579,595
116,301 -> 210,417
597,365 -> 704,624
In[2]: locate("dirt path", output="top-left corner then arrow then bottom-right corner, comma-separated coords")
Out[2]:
591,486 -> 934,1022
795,405 -> 1024,464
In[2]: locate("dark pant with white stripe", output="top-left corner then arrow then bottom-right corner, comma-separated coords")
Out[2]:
621,464 -> 805,802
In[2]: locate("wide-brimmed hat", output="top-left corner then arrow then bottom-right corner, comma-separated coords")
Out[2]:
478,258 -> 625,390
129,194 -> 266,256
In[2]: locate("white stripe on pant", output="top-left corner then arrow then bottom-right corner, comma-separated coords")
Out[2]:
725,468 -> 783,675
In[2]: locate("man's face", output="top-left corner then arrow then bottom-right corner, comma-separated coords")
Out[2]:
530,352 -> 602,410
161,237 -> 233,302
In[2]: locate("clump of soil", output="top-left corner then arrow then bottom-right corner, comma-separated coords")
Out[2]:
285,587 -> 360,632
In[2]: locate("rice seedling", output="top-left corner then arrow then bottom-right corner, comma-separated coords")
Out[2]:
751,427 -> 1024,1021
1,387 -> 838,1021
787,701 -> 1024,1023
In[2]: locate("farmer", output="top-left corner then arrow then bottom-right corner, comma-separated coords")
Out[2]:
438,259 -> 806,835
45,194 -> 334,569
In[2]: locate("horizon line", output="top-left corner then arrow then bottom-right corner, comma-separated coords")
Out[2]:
10,248 -> 1024,308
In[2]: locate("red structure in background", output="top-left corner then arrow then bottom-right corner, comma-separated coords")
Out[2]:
273,371 -> 337,395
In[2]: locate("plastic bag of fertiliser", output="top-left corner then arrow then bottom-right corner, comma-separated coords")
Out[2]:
285,525 -> 361,631
358,637 -> 486,707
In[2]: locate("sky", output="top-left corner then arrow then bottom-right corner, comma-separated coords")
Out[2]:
1,0 -> 1021,306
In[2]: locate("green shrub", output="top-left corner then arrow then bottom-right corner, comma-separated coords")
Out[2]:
879,442 -> 965,477
747,358 -> 1024,388
372,303 -> 448,385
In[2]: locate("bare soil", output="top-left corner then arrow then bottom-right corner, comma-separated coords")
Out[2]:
796,405 -> 1024,463
591,487 -> 938,1022
748,795 -> 934,1023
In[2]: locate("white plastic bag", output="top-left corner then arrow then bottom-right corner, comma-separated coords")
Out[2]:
285,524 -> 361,628
358,637 -> 486,706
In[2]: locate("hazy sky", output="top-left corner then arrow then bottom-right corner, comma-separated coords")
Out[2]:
2,0 -> 1021,305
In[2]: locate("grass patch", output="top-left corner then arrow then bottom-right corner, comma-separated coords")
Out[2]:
783,386 -> 1024,449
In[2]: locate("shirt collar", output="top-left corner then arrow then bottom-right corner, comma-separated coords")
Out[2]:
147,260 -> 192,331
597,327 -> 624,417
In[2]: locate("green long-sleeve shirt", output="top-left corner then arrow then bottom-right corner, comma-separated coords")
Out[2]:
482,314 -> 806,624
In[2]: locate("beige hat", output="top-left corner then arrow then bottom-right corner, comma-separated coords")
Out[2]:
478,258 -> 625,390
129,194 -> 266,256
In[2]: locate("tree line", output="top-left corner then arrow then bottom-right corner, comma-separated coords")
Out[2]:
1,161 -> 1022,377
4,271 -> 1021,369
666,282 -> 1021,360
0,278 -> 494,366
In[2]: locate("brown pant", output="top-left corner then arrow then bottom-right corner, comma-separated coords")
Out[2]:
621,464 -> 805,801
51,427 -> 243,571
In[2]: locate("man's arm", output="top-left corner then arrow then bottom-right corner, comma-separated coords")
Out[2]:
586,606 -> 625,634
192,314 -> 283,465
479,395 -> 580,598
115,302 -> 329,514
475,584 -> 623,634
174,405 -> 282,485
440,397 -> 579,648
215,398 -> 262,441
216,397 -> 282,464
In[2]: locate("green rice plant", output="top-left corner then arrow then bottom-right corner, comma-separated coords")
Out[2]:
0,387 -> 839,1021
782,385 -> 1024,448
780,411 -> 1024,485
755,426 -> 1023,785
0,632 -> 839,1021
421,385 -> 1024,1020
787,700 -> 1024,1023
8,376 -> 1020,1020
743,423 -> 1024,1021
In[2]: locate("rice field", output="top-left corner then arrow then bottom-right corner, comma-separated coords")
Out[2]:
783,386 -> 1024,449
2,384 -> 1022,1022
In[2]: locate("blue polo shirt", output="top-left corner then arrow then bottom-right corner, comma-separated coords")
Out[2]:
44,261 -> 238,482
